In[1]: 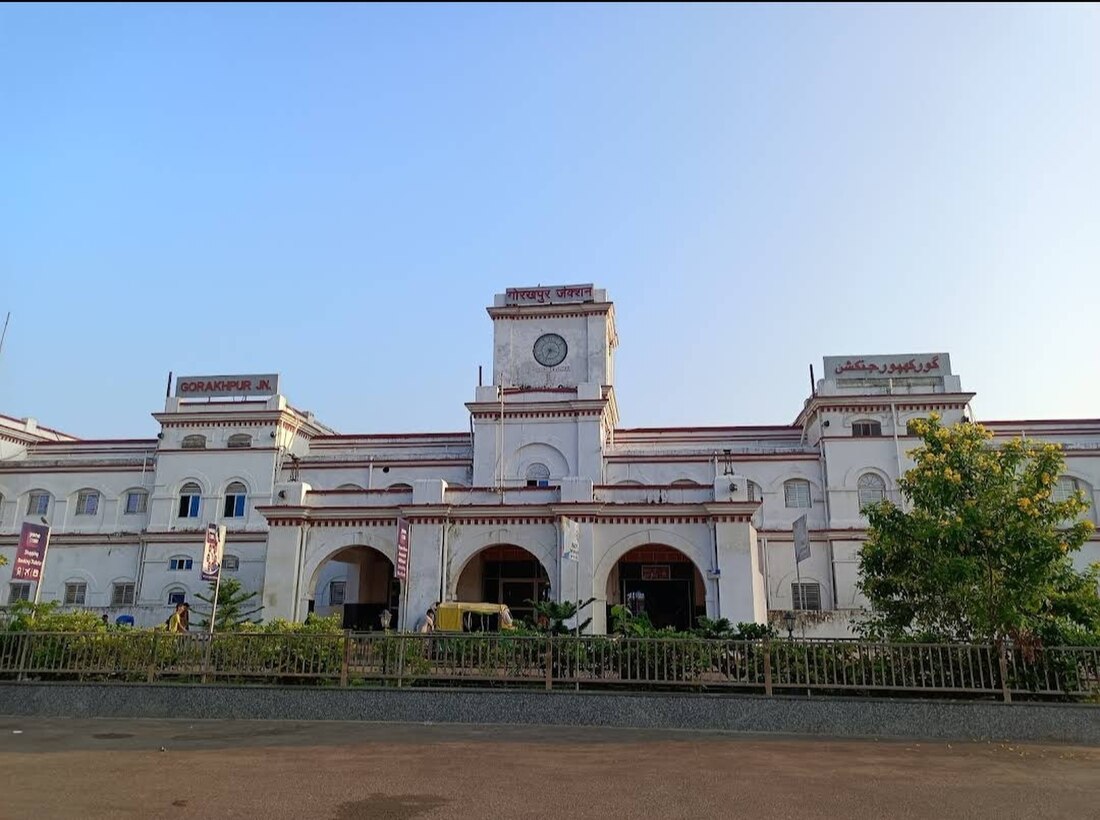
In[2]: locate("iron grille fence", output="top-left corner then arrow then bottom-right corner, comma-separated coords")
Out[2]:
0,632 -> 1097,701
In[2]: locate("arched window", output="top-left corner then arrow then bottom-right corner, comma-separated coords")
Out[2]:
222,554 -> 240,572
784,479 -> 812,509
227,434 -> 252,449
858,473 -> 887,510
852,420 -> 882,437
26,490 -> 50,516
526,463 -> 551,487
181,434 -> 206,449
389,483 -> 413,491
1053,476 -> 1086,504
178,483 -> 201,518
223,482 -> 247,518
167,587 -> 187,605
169,555 -> 193,571
124,488 -> 149,515
671,479 -> 701,487
75,489 -> 101,516
747,481 -> 762,502
337,483 -> 364,490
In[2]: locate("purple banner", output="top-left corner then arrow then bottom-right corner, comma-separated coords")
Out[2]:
12,522 -> 50,582
395,518 -> 410,580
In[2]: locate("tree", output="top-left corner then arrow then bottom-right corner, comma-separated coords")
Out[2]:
192,577 -> 263,631
858,415 -> 1100,646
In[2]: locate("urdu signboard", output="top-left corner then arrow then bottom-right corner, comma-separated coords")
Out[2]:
824,354 -> 951,380
175,374 -> 280,398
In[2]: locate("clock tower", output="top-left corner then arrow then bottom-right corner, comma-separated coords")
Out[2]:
468,285 -> 619,487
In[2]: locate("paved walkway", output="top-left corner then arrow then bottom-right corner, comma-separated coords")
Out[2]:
0,718 -> 1097,819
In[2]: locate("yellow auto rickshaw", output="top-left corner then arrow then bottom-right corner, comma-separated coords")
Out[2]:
435,602 -> 515,633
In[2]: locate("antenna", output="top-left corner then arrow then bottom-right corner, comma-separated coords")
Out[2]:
0,312 -> 10,359
809,363 -> 816,396
166,371 -> 173,399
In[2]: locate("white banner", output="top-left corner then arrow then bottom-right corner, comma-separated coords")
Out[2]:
201,524 -> 227,581
562,517 -> 580,562
793,515 -> 811,565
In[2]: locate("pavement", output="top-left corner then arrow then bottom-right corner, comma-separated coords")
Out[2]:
0,718 -> 1097,819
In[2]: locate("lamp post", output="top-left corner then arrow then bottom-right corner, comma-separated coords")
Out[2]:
379,608 -> 392,632
783,610 -> 796,640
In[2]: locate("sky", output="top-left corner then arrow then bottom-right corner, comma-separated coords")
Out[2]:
1,3 -> 1098,438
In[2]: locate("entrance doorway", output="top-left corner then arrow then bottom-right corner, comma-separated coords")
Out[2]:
455,545 -> 551,626
313,546 -> 399,631
607,545 -> 705,632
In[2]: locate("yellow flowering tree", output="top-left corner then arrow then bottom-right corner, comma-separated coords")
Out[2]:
858,415 -> 1100,645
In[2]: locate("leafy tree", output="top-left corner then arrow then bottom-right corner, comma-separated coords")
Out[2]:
858,415 -> 1100,646
192,577 -> 263,631
527,597 -> 596,635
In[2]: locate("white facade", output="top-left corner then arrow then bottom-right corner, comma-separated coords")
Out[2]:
2,286 -> 1098,635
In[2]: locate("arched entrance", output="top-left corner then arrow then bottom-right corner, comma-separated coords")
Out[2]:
311,545 -> 399,631
605,545 -> 706,631
454,545 -> 551,625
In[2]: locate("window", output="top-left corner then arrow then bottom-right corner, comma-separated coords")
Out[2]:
167,588 -> 187,606
784,479 -> 812,509
747,481 -> 762,502
178,483 -> 201,518
222,554 -> 240,572
329,580 -> 346,606
525,463 -> 551,488
389,483 -> 413,491
169,556 -> 193,571
671,479 -> 701,487
124,489 -> 148,515
181,434 -> 206,449
27,491 -> 50,516
9,583 -> 30,604
75,489 -> 100,516
64,582 -> 87,605
111,582 -> 136,607
905,419 -> 923,436
792,582 -> 822,611
223,482 -> 247,518
852,420 -> 882,437
227,434 -> 252,449
1053,476 -> 1084,504
858,473 -> 887,510
337,484 -> 364,490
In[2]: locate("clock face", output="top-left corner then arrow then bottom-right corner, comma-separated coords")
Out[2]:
533,333 -> 568,367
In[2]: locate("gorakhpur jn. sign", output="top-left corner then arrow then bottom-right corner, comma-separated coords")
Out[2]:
175,374 -> 281,398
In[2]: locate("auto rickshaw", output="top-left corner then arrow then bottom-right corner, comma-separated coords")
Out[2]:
435,602 -> 516,632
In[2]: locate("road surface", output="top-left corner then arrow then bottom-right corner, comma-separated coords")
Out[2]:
0,718 -> 1097,819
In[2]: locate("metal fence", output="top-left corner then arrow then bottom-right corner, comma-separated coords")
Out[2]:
0,632 -> 1098,701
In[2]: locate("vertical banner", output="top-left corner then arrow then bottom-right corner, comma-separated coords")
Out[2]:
395,518 -> 411,580
13,523 -> 51,583
201,524 -> 227,581
562,517 -> 580,562
793,515 -> 811,564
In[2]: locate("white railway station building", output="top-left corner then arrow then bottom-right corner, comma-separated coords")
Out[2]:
1,285 -> 1098,635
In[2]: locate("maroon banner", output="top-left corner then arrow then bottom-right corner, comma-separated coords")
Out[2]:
395,518 -> 411,580
12,522 -> 50,583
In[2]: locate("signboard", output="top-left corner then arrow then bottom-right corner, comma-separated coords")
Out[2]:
201,524 -> 227,581
824,354 -> 950,380
562,517 -> 580,562
641,565 -> 671,581
793,515 -> 811,565
175,374 -> 280,398
12,523 -> 50,583
395,518 -> 411,580
505,284 -> 595,306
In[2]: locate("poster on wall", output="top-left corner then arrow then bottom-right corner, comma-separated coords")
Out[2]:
395,518 -> 411,580
201,524 -> 227,581
562,517 -> 580,562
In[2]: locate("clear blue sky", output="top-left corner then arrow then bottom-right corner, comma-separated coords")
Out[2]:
1,4 -> 1097,438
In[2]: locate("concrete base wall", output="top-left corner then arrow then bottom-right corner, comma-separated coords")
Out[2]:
1,684 -> 1098,745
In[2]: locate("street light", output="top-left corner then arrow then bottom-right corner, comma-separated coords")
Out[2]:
783,610 -> 796,640
379,609 -> 392,631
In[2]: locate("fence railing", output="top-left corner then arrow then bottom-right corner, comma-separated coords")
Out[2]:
0,632 -> 1097,701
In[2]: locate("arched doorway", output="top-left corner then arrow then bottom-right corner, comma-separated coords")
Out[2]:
312,546 -> 399,631
454,545 -> 551,625
605,545 -> 706,631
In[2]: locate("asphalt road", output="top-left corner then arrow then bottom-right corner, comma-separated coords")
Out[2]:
0,718 -> 1097,820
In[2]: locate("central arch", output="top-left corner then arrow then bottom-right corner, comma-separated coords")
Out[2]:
453,544 -> 551,626
604,544 -> 708,632
310,545 -> 399,631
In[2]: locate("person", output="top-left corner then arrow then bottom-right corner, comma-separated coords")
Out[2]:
179,602 -> 191,631
165,602 -> 191,633
417,606 -> 436,634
